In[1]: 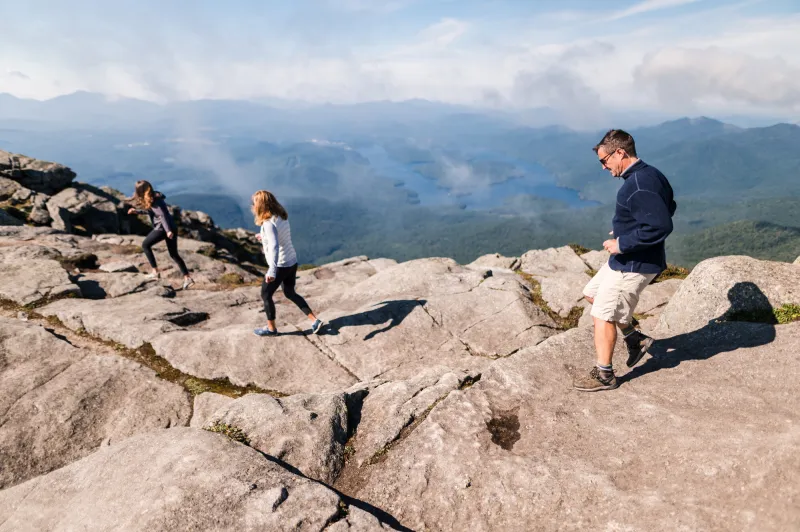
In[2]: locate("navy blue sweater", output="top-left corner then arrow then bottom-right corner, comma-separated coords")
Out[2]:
610,160 -> 677,274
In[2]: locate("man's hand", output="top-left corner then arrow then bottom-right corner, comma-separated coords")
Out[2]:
266,275 -> 275,283
167,231 -> 174,239
127,208 -> 136,215
603,238 -> 620,254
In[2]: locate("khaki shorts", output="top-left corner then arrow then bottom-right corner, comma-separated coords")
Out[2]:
583,263 -> 657,325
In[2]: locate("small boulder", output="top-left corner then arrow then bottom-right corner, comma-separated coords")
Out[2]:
47,184 -> 120,235
467,253 -> 520,272
657,256 -> 800,335
0,149 -> 76,195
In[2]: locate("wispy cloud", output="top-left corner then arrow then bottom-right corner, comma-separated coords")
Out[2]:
606,0 -> 703,21
326,0 -> 420,13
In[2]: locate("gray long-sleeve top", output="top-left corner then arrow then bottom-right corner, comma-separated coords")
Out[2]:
134,193 -> 176,233
260,216 -> 298,278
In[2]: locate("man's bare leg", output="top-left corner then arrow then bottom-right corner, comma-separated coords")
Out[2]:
593,317 -> 617,367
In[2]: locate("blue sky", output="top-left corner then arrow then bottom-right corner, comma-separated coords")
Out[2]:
1,0 -> 798,123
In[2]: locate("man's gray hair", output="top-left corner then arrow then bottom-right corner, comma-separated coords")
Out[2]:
593,129 -> 637,157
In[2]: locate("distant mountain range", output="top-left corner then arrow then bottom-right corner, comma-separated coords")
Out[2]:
1,91 -> 799,268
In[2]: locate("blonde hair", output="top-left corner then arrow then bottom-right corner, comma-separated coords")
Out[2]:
131,180 -> 155,210
251,190 -> 288,225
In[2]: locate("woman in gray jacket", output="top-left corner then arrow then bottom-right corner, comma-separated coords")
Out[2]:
128,180 -> 194,289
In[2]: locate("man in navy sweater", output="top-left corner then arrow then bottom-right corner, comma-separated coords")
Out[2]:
574,129 -> 677,392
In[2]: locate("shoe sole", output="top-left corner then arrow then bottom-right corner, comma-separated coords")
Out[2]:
253,331 -> 277,337
574,382 -> 619,392
626,336 -> 654,368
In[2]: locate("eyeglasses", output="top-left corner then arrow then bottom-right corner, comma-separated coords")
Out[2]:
599,150 -> 617,168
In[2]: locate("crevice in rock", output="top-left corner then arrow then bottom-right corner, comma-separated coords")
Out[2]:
1,291 -> 80,312
460,299 -> 519,334
56,252 -> 99,272
334,379 -> 472,508
210,432 -> 412,532
514,271 -> 583,330
365,385 -> 459,466
43,327 -> 74,346
322,500 -> 350,529
165,311 -> 209,328
417,299 -> 499,360
459,373 -> 482,390
299,330 -> 361,382
0,302 -> 286,400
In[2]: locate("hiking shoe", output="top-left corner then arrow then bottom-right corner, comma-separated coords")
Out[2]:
311,319 -> 325,335
625,330 -> 654,368
573,367 -> 618,392
182,277 -> 195,290
253,326 -> 278,337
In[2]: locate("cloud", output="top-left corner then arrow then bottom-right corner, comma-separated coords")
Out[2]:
634,47 -> 800,110
511,66 -> 609,128
0,1 -> 797,124
325,0 -> 419,13
606,0 -> 703,21
5,70 -> 30,80
418,18 -> 468,47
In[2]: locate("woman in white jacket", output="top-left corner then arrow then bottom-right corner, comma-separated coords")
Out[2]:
251,190 -> 323,336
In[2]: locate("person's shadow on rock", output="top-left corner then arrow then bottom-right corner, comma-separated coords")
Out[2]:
324,299 -> 424,340
621,282 -> 777,384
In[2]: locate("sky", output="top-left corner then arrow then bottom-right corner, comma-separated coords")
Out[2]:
1,0 -> 799,123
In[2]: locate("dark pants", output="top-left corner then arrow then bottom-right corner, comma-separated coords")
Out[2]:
142,229 -> 189,276
261,263 -> 312,320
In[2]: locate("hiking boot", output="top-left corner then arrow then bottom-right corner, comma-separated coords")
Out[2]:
311,319 -> 325,335
625,330 -> 654,368
573,367 -> 618,392
253,326 -> 278,337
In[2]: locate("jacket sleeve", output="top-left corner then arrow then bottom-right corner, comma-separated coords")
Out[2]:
617,190 -> 674,253
151,200 -> 176,233
262,222 -> 279,278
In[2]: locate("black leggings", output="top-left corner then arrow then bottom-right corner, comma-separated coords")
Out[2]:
261,263 -> 312,320
142,229 -> 189,276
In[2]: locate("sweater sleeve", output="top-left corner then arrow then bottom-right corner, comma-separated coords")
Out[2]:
262,222 -> 279,278
151,200 -> 176,233
617,190 -> 674,254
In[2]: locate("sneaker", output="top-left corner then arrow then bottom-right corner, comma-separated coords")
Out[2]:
573,367 -> 619,392
311,319 -> 324,335
253,326 -> 278,337
144,272 -> 160,280
182,277 -> 195,290
625,330 -> 654,368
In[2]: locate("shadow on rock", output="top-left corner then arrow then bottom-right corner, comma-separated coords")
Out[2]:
324,300 -> 425,340
623,282 -> 777,384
